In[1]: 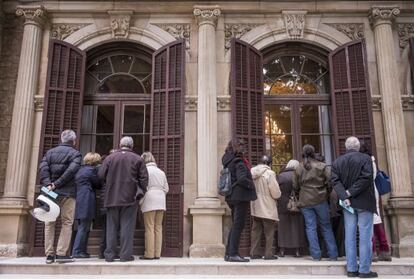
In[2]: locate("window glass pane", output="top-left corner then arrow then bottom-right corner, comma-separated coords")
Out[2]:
96,135 -> 114,156
270,135 -> 293,173
123,106 -> 144,133
96,106 -> 115,133
301,135 -> 321,154
122,135 -> 144,155
321,135 -> 334,165
145,105 -> 151,133
130,59 -> 151,78
80,135 -> 93,156
300,105 -> 319,133
81,105 -> 94,134
97,75 -> 144,94
265,105 -> 291,134
143,134 -> 150,152
111,55 -> 133,73
88,57 -> 112,81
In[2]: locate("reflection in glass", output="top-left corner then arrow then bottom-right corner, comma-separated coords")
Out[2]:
265,105 -> 291,134
271,135 -> 293,173
97,106 -> 115,133
97,75 -> 144,94
300,105 -> 319,133
123,106 -> 145,133
96,135 -> 114,156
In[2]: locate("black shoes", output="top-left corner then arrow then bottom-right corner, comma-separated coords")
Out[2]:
72,253 -> 90,259
378,252 -> 392,262
358,272 -> 378,278
250,255 -> 262,260
45,255 -> 54,264
264,255 -> 278,260
224,254 -> 229,261
227,255 -> 250,262
120,256 -> 135,262
55,255 -> 74,263
347,271 -> 359,277
139,256 -> 154,260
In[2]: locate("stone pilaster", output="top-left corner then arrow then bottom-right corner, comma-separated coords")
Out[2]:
369,6 -> 414,257
0,5 -> 47,257
189,5 -> 225,258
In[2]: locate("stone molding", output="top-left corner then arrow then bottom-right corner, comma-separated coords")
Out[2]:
193,5 -> 221,28
51,24 -> 90,40
397,23 -> 414,50
15,5 -> 48,27
224,23 -> 263,51
217,95 -> 231,111
325,23 -> 365,40
369,6 -> 400,28
152,23 -> 190,49
108,10 -> 133,38
282,10 -> 307,39
185,96 -> 197,111
33,95 -> 44,112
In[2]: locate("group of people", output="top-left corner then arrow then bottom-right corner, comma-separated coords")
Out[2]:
222,136 -> 391,278
39,130 -> 168,264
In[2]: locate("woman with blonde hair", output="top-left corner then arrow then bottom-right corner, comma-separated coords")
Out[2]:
140,152 -> 169,260
72,152 -> 102,258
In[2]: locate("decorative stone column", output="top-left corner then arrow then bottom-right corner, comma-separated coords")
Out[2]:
369,6 -> 414,257
0,6 -> 47,257
189,5 -> 226,257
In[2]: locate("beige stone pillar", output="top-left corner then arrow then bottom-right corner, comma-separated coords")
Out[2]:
0,6 -> 47,256
369,6 -> 414,257
189,5 -> 226,258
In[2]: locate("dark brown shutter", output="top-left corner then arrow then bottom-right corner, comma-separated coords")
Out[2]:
151,40 -> 185,257
30,40 -> 86,256
410,37 -> 414,94
230,38 -> 265,256
329,39 -> 376,156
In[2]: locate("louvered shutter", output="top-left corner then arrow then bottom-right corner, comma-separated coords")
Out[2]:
29,40 -> 86,256
410,37 -> 414,93
151,40 -> 185,257
230,38 -> 265,256
329,40 -> 376,156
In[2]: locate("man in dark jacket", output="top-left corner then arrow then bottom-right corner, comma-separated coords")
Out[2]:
331,136 -> 377,278
98,137 -> 148,262
39,129 -> 82,264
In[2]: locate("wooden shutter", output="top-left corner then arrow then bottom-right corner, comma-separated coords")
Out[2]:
329,40 -> 376,156
30,40 -> 86,256
151,40 -> 185,257
410,37 -> 414,94
230,39 -> 265,256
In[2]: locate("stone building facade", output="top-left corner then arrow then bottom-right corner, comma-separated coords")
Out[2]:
0,0 -> 413,258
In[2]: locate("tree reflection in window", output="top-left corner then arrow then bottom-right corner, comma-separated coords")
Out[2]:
263,55 -> 328,95
86,54 -> 152,94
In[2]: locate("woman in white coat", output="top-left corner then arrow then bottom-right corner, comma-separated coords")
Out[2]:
140,152 -> 169,260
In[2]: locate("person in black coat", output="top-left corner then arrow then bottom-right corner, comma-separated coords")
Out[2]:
72,152 -> 102,258
222,138 -> 257,262
39,130 -> 82,264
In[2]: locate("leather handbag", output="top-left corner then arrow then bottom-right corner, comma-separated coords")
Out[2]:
287,191 -> 300,213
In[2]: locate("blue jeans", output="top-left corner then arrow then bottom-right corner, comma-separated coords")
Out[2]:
301,201 -> 338,259
343,208 -> 374,273
72,219 -> 92,256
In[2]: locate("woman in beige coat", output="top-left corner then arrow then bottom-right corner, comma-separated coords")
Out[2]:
250,155 -> 281,260
140,152 -> 169,260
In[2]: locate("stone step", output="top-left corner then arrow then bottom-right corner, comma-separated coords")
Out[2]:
0,257 -> 413,276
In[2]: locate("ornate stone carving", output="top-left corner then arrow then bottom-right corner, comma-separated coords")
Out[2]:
108,11 -> 133,38
51,24 -> 89,40
397,23 -> 414,50
16,6 -> 47,27
224,24 -> 263,51
325,23 -> 365,40
34,95 -> 44,112
185,96 -> 198,111
371,96 -> 382,111
402,95 -> 414,110
369,6 -> 400,28
193,6 -> 221,27
217,96 -> 231,111
152,24 -> 191,49
282,11 -> 307,39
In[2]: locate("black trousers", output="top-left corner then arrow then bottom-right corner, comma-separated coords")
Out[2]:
99,214 -> 106,256
105,202 -> 138,261
226,201 -> 249,257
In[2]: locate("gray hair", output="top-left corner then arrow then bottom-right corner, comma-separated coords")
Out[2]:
345,136 -> 360,151
120,136 -> 134,149
61,130 -> 76,144
286,159 -> 300,170
141,152 -> 156,164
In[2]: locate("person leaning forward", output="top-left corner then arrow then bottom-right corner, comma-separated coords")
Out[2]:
38,129 -> 82,264
98,137 -> 148,262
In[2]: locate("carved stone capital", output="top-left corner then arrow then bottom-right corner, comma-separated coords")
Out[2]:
371,96 -> 382,111
51,24 -> 89,40
224,23 -> 263,51
152,23 -> 191,49
34,95 -> 44,112
397,23 -> 414,50
185,96 -> 198,111
193,6 -> 221,28
108,11 -> 133,38
402,95 -> 414,111
325,23 -> 365,40
282,11 -> 307,39
16,6 -> 48,27
217,96 -> 231,111
369,6 -> 400,28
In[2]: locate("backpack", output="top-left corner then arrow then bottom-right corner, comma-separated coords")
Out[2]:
375,170 -> 391,195
218,168 -> 232,196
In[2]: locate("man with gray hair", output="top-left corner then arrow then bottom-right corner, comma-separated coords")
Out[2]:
99,136 -> 148,262
39,129 -> 82,264
331,136 -> 377,278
